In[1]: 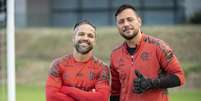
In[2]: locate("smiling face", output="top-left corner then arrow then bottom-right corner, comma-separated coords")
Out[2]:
116,8 -> 141,40
73,24 -> 96,54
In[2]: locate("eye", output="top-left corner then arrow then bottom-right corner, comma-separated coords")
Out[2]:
127,17 -> 134,22
88,33 -> 94,38
118,19 -> 124,24
78,32 -> 85,36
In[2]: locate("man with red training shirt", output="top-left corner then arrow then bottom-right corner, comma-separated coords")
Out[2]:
110,4 -> 185,101
46,20 -> 110,101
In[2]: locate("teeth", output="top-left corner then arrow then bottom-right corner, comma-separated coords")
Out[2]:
124,29 -> 131,32
125,30 -> 131,33
80,42 -> 88,46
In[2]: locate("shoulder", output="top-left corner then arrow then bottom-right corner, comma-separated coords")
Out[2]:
92,56 -> 109,69
51,54 -> 71,65
111,42 -> 124,55
143,34 -> 171,49
143,34 -> 161,46
48,58 -> 60,77
144,34 -> 174,62
92,57 -> 110,81
48,54 -> 72,77
91,56 -> 109,76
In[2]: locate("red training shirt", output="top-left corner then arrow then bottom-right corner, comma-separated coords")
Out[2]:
46,54 -> 110,101
110,33 -> 185,101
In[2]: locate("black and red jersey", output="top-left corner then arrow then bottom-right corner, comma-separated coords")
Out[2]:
110,33 -> 185,101
46,54 -> 110,101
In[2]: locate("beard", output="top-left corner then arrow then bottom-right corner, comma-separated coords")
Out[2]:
74,40 -> 93,54
120,26 -> 139,40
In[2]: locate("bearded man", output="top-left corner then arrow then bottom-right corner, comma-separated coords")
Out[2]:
46,20 -> 110,101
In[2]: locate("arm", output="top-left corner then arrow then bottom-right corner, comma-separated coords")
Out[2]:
134,70 -> 181,93
156,40 -> 185,86
61,65 -> 110,101
45,59 -> 75,101
134,41 -> 185,94
110,57 -> 120,101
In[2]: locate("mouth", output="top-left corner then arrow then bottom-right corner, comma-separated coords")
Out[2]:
124,29 -> 131,33
123,29 -> 133,34
78,40 -> 90,46
75,39 -> 93,54
123,27 -> 134,33
79,42 -> 89,47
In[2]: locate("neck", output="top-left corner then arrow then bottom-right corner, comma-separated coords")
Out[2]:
126,31 -> 142,48
73,49 -> 92,62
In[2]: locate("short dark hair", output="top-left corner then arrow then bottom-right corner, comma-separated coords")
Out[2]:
73,19 -> 96,30
115,4 -> 137,17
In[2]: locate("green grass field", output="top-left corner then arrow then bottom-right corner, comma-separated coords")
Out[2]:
15,87 -> 201,101
1,85 -> 201,101
170,90 -> 201,101
16,85 -> 45,101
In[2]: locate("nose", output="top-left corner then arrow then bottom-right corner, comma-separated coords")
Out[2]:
123,20 -> 129,26
81,34 -> 89,40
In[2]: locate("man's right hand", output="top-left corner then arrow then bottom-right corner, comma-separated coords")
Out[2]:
133,70 -> 155,94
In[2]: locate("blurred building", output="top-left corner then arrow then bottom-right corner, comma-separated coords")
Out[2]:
0,0 -> 6,27
15,0 -> 201,27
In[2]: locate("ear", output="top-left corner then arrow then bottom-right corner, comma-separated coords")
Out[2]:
94,39 -> 96,45
138,16 -> 142,26
116,19 -> 118,26
72,35 -> 76,45
72,37 -> 74,43
72,30 -> 76,42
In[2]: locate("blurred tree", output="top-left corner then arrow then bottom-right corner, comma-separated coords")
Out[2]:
189,11 -> 201,24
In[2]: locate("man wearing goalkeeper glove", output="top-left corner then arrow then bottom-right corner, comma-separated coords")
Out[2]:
110,4 -> 185,101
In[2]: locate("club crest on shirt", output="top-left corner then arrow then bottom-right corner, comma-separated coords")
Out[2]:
76,72 -> 83,77
141,51 -> 150,61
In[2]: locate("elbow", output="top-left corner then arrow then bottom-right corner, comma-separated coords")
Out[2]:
100,91 -> 110,101
46,88 -> 55,101
45,86 -> 59,101
176,72 -> 185,86
179,76 -> 185,86
46,91 -> 56,101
